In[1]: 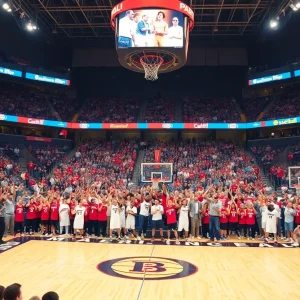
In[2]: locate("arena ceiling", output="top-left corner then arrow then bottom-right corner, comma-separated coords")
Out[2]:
9,0 -> 292,39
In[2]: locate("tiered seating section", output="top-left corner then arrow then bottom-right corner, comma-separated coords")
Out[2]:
77,97 -> 139,123
50,140 -> 137,188
241,97 -> 271,122
144,97 -> 175,122
144,139 -> 261,189
183,97 -> 241,123
0,87 -> 55,120
262,89 -> 300,121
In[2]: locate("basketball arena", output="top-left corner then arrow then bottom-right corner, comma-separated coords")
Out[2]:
0,0 -> 300,299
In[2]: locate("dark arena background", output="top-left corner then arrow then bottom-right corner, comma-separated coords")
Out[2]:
0,0 -> 300,299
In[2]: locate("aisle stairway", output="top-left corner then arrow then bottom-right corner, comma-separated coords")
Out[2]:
18,146 -> 43,174
46,96 -> 61,121
131,149 -> 144,189
244,149 -> 274,191
175,97 -> 183,122
137,98 -> 147,122
257,95 -> 276,121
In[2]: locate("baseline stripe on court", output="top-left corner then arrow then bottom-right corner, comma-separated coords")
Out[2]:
0,237 -> 299,254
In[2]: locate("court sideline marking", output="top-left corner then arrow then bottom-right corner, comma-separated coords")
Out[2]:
136,244 -> 155,300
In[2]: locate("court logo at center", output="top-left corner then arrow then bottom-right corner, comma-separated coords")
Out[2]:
97,256 -> 197,280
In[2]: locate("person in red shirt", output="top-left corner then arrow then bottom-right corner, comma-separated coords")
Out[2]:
88,198 -> 99,236
24,171 -> 29,188
29,179 -> 36,189
14,198 -> 25,237
276,167 -> 284,187
246,203 -> 257,240
35,197 -> 41,234
202,203 -> 210,239
165,199 -> 180,245
189,171 -> 195,180
295,201 -> 300,226
270,166 -> 276,175
162,184 -> 168,226
27,161 -> 34,176
231,183 -> 239,195
238,204 -> 247,238
26,198 -> 37,235
39,198 -> 50,236
199,172 -> 206,181
50,198 -> 59,239
97,201 -> 108,237
227,201 -> 240,238
219,203 -> 229,239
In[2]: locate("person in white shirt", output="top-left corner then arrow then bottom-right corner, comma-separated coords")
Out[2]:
118,10 -> 136,48
14,147 -> 19,157
259,197 -> 268,240
59,198 -> 70,236
72,201 -> 86,240
167,17 -> 183,47
109,199 -> 121,240
151,199 -> 164,243
125,199 -> 137,239
137,188 -> 152,240
75,151 -> 81,160
264,203 -> 279,244
271,199 -> 282,238
183,171 -> 189,179
178,199 -> 190,241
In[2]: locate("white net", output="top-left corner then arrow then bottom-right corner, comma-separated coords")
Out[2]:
140,55 -> 164,81
151,179 -> 160,190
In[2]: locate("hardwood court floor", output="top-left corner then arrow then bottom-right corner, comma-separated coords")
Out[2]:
0,239 -> 300,300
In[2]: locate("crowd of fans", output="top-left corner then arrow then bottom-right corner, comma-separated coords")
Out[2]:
0,145 -> 19,162
288,143 -> 300,166
263,89 -> 300,120
143,139 -> 262,192
144,97 -> 175,123
2,85 -> 300,124
49,95 -> 80,121
28,145 -> 66,173
77,97 -> 139,123
183,97 -> 241,123
0,154 -> 19,180
251,145 -> 284,170
0,87 -> 56,120
250,145 -> 286,187
242,97 -> 271,122
0,140 -> 299,248
48,139 -> 138,191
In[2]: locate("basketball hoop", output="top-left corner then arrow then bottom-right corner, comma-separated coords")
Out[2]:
293,184 -> 300,195
151,178 -> 160,190
140,55 -> 164,81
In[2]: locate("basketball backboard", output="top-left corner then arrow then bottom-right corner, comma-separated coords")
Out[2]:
288,166 -> 300,190
141,163 -> 173,183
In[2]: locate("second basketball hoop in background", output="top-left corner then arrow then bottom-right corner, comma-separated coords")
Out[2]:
111,0 -> 194,80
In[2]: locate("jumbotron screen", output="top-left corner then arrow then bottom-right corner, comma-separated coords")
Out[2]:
117,9 -> 184,48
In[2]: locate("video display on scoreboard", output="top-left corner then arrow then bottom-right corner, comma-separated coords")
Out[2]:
117,9 -> 184,48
